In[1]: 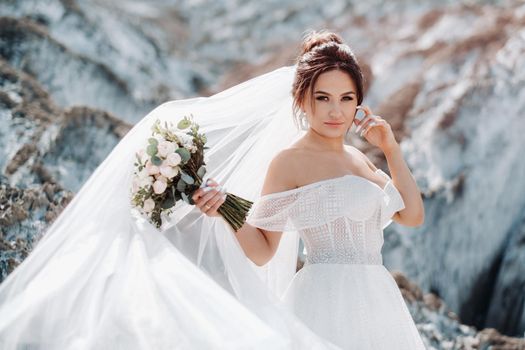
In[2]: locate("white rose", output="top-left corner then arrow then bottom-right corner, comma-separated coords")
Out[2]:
158,140 -> 177,158
139,175 -> 154,188
153,179 -> 168,194
143,198 -> 155,213
146,160 -> 161,175
156,175 -> 168,183
175,132 -> 193,146
160,165 -> 178,179
165,152 -> 181,167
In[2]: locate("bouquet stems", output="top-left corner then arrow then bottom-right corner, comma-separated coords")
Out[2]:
189,172 -> 253,232
217,193 -> 253,232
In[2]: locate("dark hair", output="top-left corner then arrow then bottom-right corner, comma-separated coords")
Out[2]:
291,29 -> 365,129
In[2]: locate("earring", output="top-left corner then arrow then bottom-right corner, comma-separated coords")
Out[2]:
299,111 -> 309,131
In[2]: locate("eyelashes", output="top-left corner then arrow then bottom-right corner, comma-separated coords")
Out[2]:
315,96 -> 354,101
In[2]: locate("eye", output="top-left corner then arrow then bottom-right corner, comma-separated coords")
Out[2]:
315,96 -> 354,101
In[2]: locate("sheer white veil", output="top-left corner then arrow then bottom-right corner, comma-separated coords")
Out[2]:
0,65 -> 342,349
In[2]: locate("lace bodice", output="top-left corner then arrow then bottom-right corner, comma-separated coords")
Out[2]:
246,169 -> 405,265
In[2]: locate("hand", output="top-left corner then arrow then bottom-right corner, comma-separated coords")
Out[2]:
191,178 -> 227,217
353,105 -> 398,152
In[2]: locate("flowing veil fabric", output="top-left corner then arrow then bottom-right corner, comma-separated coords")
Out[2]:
0,65 -> 343,349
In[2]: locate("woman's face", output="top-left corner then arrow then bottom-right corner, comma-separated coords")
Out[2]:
301,69 -> 358,139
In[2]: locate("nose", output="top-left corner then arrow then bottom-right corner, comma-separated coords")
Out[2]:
328,102 -> 344,118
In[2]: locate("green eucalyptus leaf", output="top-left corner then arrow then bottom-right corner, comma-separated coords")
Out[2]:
197,166 -> 206,178
146,144 -> 157,156
148,138 -> 158,146
176,179 -> 186,192
180,170 -> 194,185
151,156 -> 162,166
161,197 -> 175,209
175,148 -> 191,163
177,119 -> 191,129
181,192 -> 190,204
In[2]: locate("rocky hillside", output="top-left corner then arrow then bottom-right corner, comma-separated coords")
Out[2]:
1,0 -> 524,348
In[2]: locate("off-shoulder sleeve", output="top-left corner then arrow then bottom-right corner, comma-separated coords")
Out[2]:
245,184 -> 342,232
375,169 -> 405,229
245,191 -> 301,232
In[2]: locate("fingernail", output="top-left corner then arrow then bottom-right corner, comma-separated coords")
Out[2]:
203,186 -> 213,193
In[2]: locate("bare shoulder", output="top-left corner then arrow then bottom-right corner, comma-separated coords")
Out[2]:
260,148 -> 299,196
344,145 -> 378,172
344,145 -> 389,187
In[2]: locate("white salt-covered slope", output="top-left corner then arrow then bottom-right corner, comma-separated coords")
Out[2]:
1,0 -> 524,346
0,0 -> 202,122
355,2 -> 525,337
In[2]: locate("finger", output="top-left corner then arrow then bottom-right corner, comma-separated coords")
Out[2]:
362,105 -> 373,116
205,178 -> 218,187
205,192 -> 227,215
353,108 -> 368,125
201,191 -> 224,215
210,192 -> 227,216
361,120 -> 380,137
356,105 -> 373,117
193,179 -> 220,201
196,188 -> 221,208
198,178 -> 216,190
355,115 -> 376,133
193,185 -> 220,204
354,106 -> 373,132
353,115 -> 364,126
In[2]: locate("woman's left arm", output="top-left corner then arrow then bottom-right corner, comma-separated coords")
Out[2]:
382,143 -> 425,227
356,106 -> 425,227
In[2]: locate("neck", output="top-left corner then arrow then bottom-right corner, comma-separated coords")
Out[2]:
304,128 -> 345,153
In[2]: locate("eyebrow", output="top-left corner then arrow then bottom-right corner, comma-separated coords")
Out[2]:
314,90 -> 356,96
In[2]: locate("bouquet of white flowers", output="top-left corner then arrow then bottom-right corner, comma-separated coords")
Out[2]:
131,115 -> 253,231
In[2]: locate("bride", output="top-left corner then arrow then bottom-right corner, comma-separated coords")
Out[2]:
193,30 -> 426,349
0,29 -> 426,349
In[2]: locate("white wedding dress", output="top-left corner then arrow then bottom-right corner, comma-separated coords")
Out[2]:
0,64 -> 426,349
246,170 -> 426,349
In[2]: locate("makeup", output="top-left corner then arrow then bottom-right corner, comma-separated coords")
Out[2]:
324,122 -> 344,128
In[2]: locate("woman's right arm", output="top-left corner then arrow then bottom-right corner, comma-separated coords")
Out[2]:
192,151 -> 292,266
231,223 -> 281,267
192,181 -> 281,266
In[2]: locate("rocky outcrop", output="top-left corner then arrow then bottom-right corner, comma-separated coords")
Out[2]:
0,182 -> 73,282
393,271 -> 525,349
0,58 -> 131,279
0,0 -> 207,122
374,3 -> 525,338
0,16 -> 145,121
1,0 -> 524,346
